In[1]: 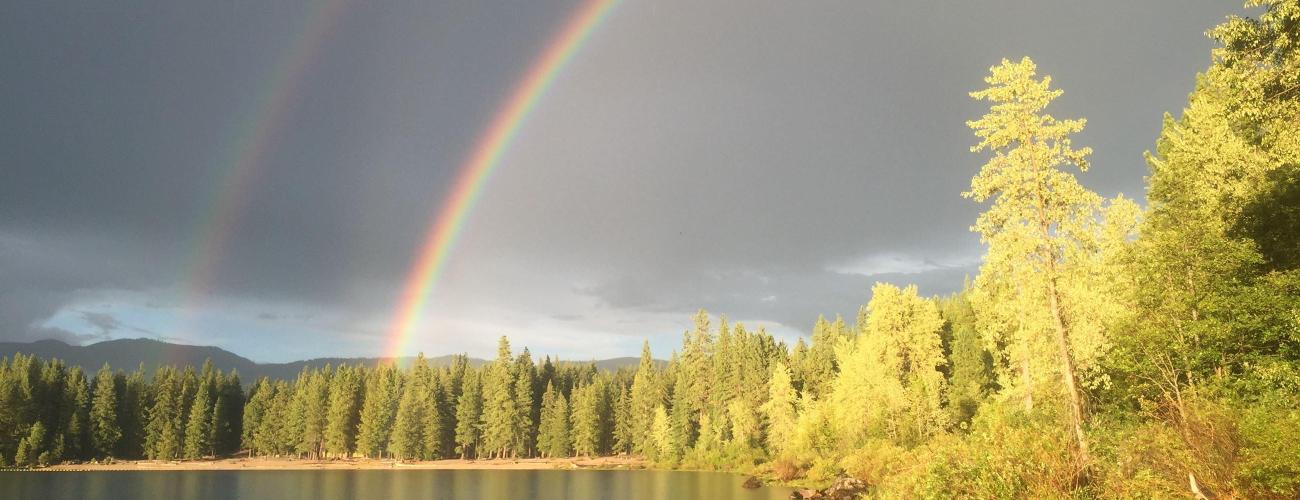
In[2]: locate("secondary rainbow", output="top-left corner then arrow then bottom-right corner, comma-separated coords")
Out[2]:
384,0 -> 620,358
185,0 -> 350,305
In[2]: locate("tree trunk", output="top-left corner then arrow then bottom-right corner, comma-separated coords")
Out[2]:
1045,274 -> 1091,464
1021,356 -> 1033,413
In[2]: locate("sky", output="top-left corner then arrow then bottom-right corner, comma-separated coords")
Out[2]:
0,0 -> 1241,362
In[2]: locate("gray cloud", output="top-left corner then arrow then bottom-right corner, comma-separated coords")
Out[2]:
0,0 -> 1239,360
78,311 -> 121,337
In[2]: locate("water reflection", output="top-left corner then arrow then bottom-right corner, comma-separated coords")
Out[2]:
1,469 -> 792,500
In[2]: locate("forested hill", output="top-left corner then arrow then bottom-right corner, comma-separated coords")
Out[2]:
0,338 -> 652,381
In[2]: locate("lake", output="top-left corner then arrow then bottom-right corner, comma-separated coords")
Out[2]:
0,470 -> 794,499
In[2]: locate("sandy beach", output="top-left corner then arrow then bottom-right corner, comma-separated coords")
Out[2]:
39,456 -> 648,472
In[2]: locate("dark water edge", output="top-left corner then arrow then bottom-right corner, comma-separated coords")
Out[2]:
0,469 -> 793,500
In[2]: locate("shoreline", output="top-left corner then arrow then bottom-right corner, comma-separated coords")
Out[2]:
32,456 -> 649,472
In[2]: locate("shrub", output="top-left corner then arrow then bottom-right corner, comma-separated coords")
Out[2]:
875,400 -> 1086,498
770,456 -> 805,482
840,439 -> 905,486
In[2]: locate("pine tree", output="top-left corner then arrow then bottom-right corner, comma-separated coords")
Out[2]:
679,310 -> 714,449
480,337 -> 520,458
212,370 -> 244,456
144,368 -> 182,460
15,421 -> 45,467
802,315 -> 841,399
388,370 -> 424,461
454,370 -> 483,459
89,364 -> 121,458
118,366 -> 147,459
421,369 -> 450,459
62,366 -> 90,461
940,292 -> 994,426
356,365 -> 399,458
324,366 -> 364,458
177,366 -> 198,448
966,57 -> 1105,461
570,380 -> 606,457
628,341 -> 661,456
537,382 -> 570,458
295,368 -> 330,458
667,372 -> 692,461
612,384 -> 633,455
242,378 -> 272,456
649,404 -> 674,464
760,362 -> 797,456
513,349 -> 537,457
182,379 -> 213,459
264,381 -> 296,455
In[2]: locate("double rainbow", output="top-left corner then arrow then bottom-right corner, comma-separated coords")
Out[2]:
382,0 -> 621,358
186,0 -> 350,303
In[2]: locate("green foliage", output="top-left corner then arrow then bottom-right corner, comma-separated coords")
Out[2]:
454,370 -> 483,458
939,292 -> 994,427
628,341 -> 661,456
324,365 -> 363,457
830,283 -> 948,446
355,365 -> 398,458
480,337 -> 522,459
145,368 -> 183,460
537,382 -> 570,458
569,380 -> 607,457
760,362 -> 797,455
89,364 -> 121,458
15,421 -> 46,467
388,369 -> 424,460
182,379 -> 212,459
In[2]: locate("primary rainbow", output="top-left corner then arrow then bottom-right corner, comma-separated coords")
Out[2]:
383,0 -> 620,358
185,0 -> 349,305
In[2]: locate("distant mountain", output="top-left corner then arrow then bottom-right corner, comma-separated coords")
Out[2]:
0,338 -> 658,382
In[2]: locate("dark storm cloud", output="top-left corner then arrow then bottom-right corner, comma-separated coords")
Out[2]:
0,1 -> 1241,359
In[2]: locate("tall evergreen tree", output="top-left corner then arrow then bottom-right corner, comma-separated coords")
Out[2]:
324,365 -> 364,458
212,370 -> 244,456
570,380 -> 606,457
966,57 -> 1108,461
89,364 -> 121,458
760,362 -> 797,456
480,337 -> 520,458
294,368 -> 330,458
144,368 -> 182,460
242,378 -> 272,456
454,370 -> 483,459
513,349 -> 537,457
628,341 -> 661,456
355,365 -> 399,459
940,291 -> 994,426
612,384 -> 633,455
422,368 -> 450,459
118,365 -> 147,459
182,380 -> 213,459
537,382 -> 570,458
61,366 -> 90,460
15,421 -> 46,467
388,370 -> 424,460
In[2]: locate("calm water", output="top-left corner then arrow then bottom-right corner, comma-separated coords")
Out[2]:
0,470 -> 793,500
